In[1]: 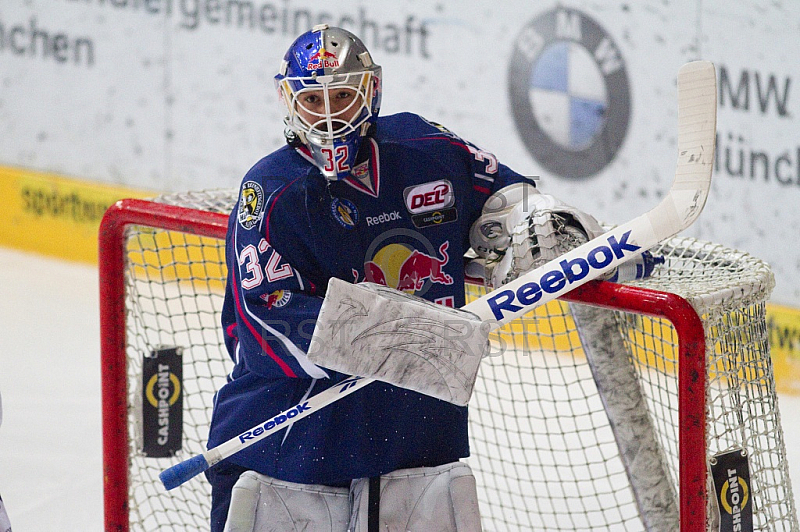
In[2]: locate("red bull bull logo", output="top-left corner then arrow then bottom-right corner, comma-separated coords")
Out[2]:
396,242 -> 453,291
363,261 -> 388,286
261,290 -> 291,309
357,241 -> 453,294
307,47 -> 339,70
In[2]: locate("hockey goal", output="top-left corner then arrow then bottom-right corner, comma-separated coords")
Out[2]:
99,190 -> 797,531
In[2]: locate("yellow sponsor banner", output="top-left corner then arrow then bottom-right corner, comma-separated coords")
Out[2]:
0,165 -> 153,264
466,284 -> 800,395
768,303 -> 800,396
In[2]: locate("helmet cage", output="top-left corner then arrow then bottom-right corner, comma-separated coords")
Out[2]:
278,71 -> 377,179
278,71 -> 376,143
274,25 -> 381,180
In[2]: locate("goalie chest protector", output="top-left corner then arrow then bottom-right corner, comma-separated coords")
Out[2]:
209,112 -> 535,485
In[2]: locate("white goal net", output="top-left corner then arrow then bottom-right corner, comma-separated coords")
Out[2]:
99,189 -> 797,531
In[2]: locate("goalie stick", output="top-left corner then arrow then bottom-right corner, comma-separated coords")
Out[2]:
160,60 -> 717,491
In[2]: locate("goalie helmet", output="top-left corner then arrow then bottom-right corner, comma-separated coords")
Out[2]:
275,24 -> 382,180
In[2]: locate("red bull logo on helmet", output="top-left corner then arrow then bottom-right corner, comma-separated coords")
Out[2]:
357,241 -> 454,294
307,47 -> 339,70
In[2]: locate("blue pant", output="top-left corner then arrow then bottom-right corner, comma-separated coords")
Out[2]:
206,461 -> 250,532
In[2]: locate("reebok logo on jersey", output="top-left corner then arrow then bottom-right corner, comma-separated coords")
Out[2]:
486,230 -> 640,321
366,211 -> 402,226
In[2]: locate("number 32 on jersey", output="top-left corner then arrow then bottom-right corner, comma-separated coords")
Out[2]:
238,238 -> 294,290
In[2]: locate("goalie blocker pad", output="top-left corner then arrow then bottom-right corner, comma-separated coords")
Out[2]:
307,278 -> 489,406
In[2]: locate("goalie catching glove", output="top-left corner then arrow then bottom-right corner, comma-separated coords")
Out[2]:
469,183 -> 663,288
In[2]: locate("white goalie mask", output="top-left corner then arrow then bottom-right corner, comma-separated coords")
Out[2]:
275,25 -> 382,180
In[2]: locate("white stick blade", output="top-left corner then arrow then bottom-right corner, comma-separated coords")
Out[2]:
653,60 -> 717,240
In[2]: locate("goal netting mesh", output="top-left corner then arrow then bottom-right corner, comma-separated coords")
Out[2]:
102,189 -> 798,531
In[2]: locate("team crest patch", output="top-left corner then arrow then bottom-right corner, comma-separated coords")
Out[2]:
238,181 -> 265,230
330,197 -> 359,228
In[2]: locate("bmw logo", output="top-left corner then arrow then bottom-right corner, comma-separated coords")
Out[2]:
508,7 -> 631,179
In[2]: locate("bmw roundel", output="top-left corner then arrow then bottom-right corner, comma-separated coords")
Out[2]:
508,7 -> 631,179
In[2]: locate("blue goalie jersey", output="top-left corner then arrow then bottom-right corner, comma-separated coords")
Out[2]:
208,112 -> 535,486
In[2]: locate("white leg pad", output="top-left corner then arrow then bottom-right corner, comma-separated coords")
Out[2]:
348,462 -> 482,532
224,471 -> 350,532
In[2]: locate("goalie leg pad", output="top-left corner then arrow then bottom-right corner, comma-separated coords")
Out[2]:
348,462 -> 482,532
308,278 -> 490,406
223,471 -> 350,532
0,494 -> 10,532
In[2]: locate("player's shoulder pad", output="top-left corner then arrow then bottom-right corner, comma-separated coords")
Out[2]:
246,145 -> 309,180
241,146 -> 314,196
235,146 -> 313,232
375,112 -> 465,143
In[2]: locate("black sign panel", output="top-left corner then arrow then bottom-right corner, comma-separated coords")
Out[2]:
710,449 -> 754,532
142,346 -> 183,457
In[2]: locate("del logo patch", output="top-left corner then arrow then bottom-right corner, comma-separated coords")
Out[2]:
403,180 -> 458,228
238,181 -> 265,230
403,180 -> 455,214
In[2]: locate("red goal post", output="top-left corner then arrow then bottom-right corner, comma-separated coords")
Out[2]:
99,191 -> 795,531
99,199 -> 228,531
